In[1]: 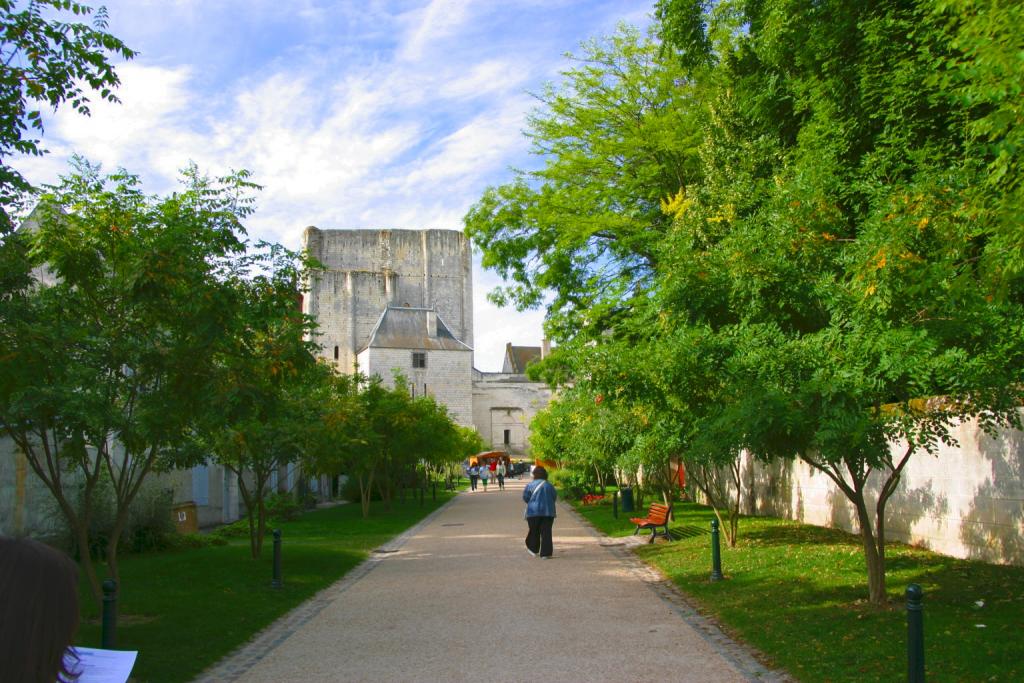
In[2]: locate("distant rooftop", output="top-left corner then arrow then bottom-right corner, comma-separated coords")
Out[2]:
502,344 -> 542,374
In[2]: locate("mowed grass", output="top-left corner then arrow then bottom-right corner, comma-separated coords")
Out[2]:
574,500 -> 1024,682
75,492 -> 456,683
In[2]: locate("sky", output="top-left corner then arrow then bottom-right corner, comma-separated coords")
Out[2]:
14,0 -> 653,371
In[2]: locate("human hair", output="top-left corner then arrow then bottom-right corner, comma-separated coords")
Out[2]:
0,537 -> 80,683
532,465 -> 548,480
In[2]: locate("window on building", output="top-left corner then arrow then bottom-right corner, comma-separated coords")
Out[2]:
503,429 -> 511,445
412,351 -> 426,368
333,345 -> 339,360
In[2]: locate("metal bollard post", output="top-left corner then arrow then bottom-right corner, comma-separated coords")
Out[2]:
272,529 -> 283,589
710,519 -> 724,581
419,483 -> 424,506
101,579 -> 117,649
907,584 -> 925,682
432,477 -> 437,500
613,489 -> 618,518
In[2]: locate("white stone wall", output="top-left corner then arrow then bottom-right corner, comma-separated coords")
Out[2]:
360,347 -> 474,427
303,228 -> 473,372
0,438 -> 61,536
741,410 -> 1024,565
471,372 -> 553,456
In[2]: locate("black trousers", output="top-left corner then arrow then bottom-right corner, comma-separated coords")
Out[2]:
469,475 -> 478,490
525,516 -> 554,557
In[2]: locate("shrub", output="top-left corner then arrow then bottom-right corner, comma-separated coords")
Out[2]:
50,472 -> 175,557
124,483 -> 175,553
548,468 -> 588,500
265,492 -> 302,521
164,532 -> 226,550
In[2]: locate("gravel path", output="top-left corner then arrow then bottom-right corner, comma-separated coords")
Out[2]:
193,478 -> 788,682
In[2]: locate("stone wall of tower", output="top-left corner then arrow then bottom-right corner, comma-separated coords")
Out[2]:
302,228 -> 474,371
357,347 -> 474,427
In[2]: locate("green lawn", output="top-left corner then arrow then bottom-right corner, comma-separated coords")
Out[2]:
75,492 -> 455,683
574,499 -> 1023,682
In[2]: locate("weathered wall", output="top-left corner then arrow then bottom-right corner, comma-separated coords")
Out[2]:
303,228 -> 473,372
0,439 -> 61,536
359,347 -> 474,427
741,411 -> 1024,565
0,435 -> 243,537
471,371 -> 552,456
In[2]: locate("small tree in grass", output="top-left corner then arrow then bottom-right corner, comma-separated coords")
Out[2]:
200,243 -> 319,558
0,159 -> 251,605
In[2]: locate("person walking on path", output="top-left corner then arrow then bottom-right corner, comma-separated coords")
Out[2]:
496,461 -> 506,490
523,465 -> 557,558
468,464 -> 479,491
480,465 -> 490,492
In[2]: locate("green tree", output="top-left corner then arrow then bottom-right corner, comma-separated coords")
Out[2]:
464,26 -> 701,341
0,159 -> 250,605
0,0 -> 135,232
301,366 -> 371,512
655,0 -> 1024,602
201,243 -> 320,558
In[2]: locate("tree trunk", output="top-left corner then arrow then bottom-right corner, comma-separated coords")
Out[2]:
359,472 -> 374,518
728,459 -> 742,547
256,487 -> 267,558
12,430 -> 103,606
850,487 -> 887,604
235,471 -> 261,559
70,514 -> 102,607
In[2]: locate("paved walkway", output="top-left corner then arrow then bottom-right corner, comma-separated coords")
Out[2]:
195,478 -> 787,682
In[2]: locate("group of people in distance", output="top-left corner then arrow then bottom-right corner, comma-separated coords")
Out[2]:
466,459 -> 509,491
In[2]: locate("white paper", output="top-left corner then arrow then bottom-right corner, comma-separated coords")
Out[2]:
64,646 -> 138,683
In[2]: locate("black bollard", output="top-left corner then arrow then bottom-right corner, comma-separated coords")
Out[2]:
101,579 -> 117,649
710,519 -> 724,581
272,529 -> 283,589
907,584 -> 925,682
419,483 -> 424,507
613,488 -> 618,518
432,477 -> 436,501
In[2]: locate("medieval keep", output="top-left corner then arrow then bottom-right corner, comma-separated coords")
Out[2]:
302,226 -> 551,450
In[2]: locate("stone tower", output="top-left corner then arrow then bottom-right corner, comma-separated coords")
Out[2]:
301,228 -> 474,372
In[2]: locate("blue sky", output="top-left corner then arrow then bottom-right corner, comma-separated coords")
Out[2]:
15,0 -> 653,371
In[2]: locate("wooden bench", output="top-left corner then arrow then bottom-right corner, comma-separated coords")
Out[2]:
630,502 -> 671,544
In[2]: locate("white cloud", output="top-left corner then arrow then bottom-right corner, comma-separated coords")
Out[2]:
396,0 -> 474,62
13,0 -> 654,363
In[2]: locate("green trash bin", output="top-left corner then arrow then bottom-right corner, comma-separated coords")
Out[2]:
619,487 -> 634,513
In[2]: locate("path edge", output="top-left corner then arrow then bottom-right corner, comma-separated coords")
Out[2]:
566,503 -> 793,682
191,493 -> 463,683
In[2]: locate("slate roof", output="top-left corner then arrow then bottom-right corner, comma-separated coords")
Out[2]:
502,344 -> 542,374
359,306 -> 472,352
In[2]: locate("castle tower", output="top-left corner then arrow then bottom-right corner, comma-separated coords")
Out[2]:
302,228 -> 474,373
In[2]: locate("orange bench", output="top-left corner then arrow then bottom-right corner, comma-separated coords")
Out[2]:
630,502 -> 671,544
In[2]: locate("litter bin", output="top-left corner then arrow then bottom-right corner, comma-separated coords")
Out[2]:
619,487 -> 634,513
171,502 -> 198,534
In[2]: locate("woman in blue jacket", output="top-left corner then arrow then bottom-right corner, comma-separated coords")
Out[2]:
523,466 -> 558,558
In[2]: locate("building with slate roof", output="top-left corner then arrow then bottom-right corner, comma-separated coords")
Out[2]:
301,227 -> 551,452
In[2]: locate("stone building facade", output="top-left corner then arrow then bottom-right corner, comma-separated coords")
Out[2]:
303,227 -> 550,448
302,228 -> 473,374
